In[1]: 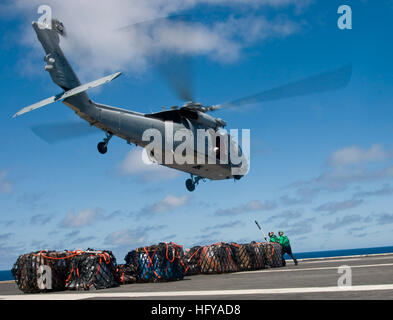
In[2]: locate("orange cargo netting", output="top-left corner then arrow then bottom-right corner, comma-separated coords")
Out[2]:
182,241 -> 283,276
12,249 -> 119,293
183,246 -> 202,275
230,242 -> 266,271
255,242 -> 284,268
198,242 -> 238,274
124,242 -> 185,283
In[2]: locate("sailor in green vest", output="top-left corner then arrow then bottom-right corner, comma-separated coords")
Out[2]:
278,231 -> 298,266
268,231 -> 279,243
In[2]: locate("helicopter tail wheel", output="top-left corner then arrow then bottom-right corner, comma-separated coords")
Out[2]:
97,132 -> 113,155
185,179 -> 195,192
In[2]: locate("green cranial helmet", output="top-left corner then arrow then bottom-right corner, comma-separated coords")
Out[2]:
278,230 -> 284,236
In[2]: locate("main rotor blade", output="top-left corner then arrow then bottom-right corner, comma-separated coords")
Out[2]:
119,15 -> 195,102
31,122 -> 101,144
154,53 -> 194,102
218,64 -> 352,109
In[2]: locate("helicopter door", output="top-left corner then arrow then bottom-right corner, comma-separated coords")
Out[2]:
216,136 -> 221,160
215,134 -> 228,163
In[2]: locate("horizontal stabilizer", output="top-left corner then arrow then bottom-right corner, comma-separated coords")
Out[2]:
13,72 -> 122,118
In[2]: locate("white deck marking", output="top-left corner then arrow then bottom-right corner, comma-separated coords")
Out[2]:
235,263 -> 393,274
1,284 -> 393,300
291,252 -> 393,262
287,255 -> 393,265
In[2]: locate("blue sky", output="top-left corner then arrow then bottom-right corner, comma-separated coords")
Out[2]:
1,0 -> 393,269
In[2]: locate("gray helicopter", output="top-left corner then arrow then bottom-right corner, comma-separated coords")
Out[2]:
13,19 -> 352,192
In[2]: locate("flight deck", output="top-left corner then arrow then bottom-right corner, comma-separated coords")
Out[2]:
1,253 -> 392,300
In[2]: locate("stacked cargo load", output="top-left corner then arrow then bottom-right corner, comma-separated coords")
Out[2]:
65,250 -> 119,290
12,251 -> 71,293
198,242 -> 238,274
11,249 -> 119,293
125,242 -> 185,283
262,242 -> 284,268
11,240 -> 286,293
230,242 -> 266,271
249,242 -> 267,270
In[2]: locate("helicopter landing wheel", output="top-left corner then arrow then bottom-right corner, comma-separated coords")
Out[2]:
185,179 -> 195,192
97,132 -> 113,155
186,175 -> 204,192
97,142 -> 108,154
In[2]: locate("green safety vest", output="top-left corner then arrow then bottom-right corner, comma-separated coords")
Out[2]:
279,235 -> 290,247
269,235 -> 279,243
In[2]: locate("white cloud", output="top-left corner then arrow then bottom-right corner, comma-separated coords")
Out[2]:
322,214 -> 363,231
120,148 -> 181,181
105,229 -> 148,247
320,145 -> 393,190
137,194 -> 190,217
151,194 -> 189,213
104,225 -> 165,247
279,217 -> 315,235
60,208 -> 102,228
9,0 -> 306,78
214,199 -> 277,216
289,144 -> 393,195
353,184 -> 393,198
329,144 -> 388,168
373,213 -> 393,225
314,198 -> 364,215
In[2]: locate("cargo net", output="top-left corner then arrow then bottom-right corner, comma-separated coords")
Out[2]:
182,242 -> 283,276
115,264 -> 138,285
261,242 -> 283,268
183,246 -> 202,276
230,242 -> 266,271
11,250 -> 119,293
198,242 -> 238,274
65,250 -> 119,290
125,242 -> 185,283
12,251 -> 71,293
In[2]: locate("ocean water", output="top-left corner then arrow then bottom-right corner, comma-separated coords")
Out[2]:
0,270 -> 13,282
284,245 -> 393,260
1,246 -> 393,281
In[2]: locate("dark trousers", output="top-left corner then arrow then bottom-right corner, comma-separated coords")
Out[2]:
282,246 -> 298,265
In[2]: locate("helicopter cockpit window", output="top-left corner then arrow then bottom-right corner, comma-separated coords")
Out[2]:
145,110 -> 182,123
182,117 -> 192,129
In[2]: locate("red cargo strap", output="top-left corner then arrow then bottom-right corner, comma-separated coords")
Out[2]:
141,247 -> 161,280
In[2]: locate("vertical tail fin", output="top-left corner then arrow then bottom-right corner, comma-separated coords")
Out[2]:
32,20 -> 82,91
32,19 -> 94,116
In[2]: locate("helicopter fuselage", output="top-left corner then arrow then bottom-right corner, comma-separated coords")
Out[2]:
63,95 -> 248,181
